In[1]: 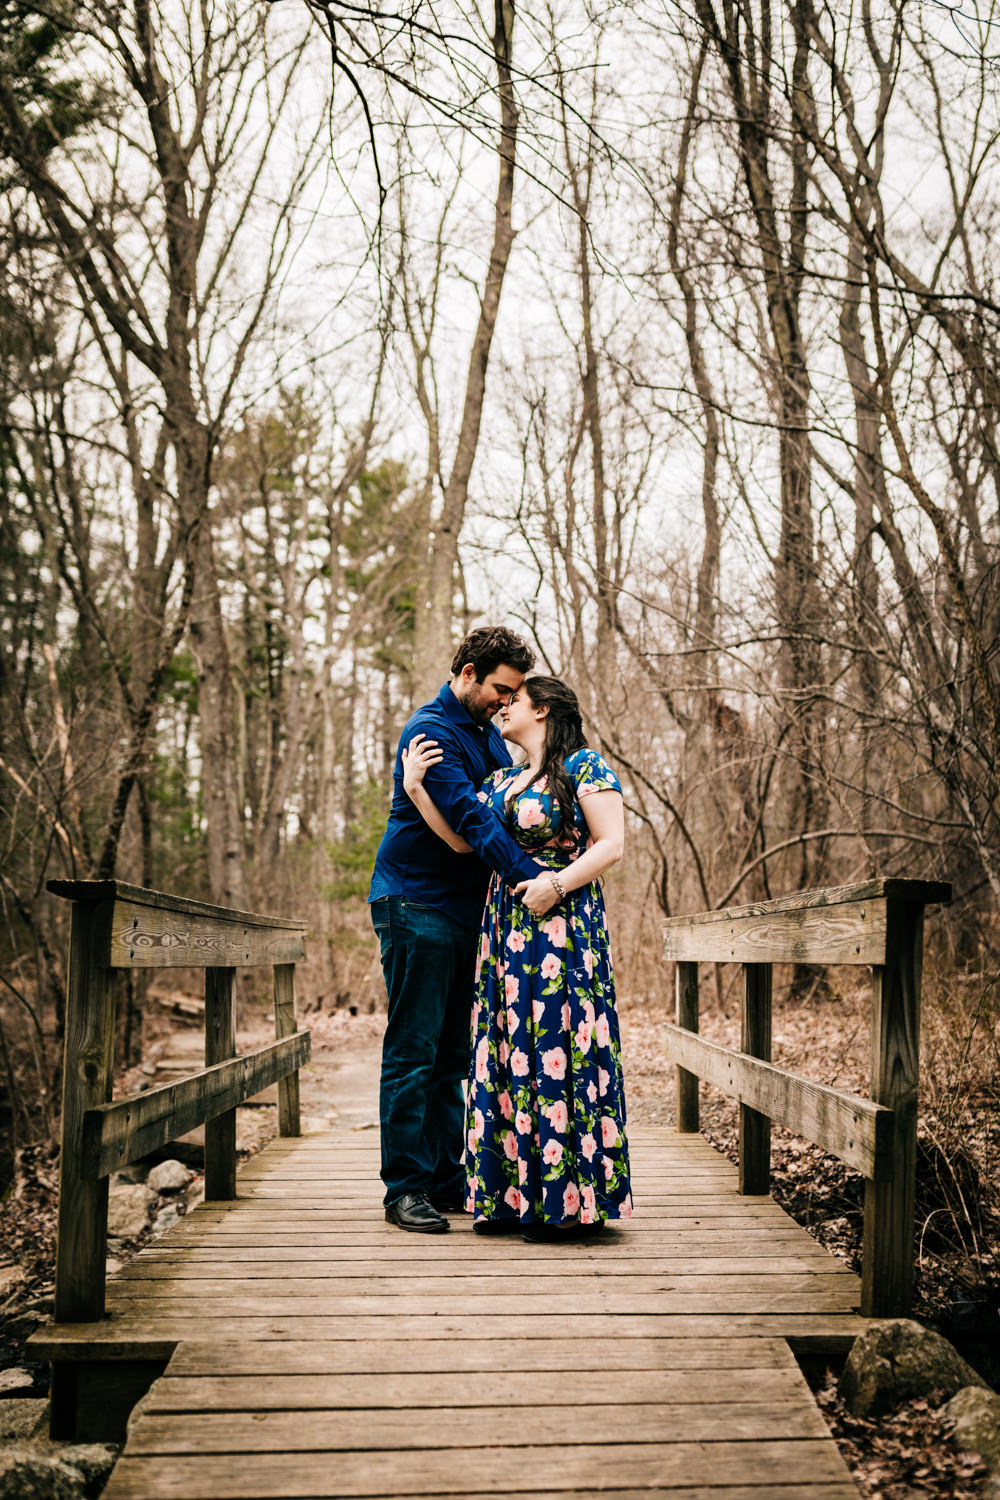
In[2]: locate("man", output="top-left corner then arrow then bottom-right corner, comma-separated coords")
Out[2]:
368,625 -> 541,1232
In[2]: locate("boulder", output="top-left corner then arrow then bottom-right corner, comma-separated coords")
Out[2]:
840,1318 -> 989,1417
151,1203 -> 182,1234
146,1159 -> 190,1194
107,1182 -> 151,1238
948,1385 -> 1000,1472
56,1445 -> 118,1494
0,1397 -> 49,1444
0,1366 -> 36,1395
0,1265 -> 27,1298
0,1448 -> 83,1499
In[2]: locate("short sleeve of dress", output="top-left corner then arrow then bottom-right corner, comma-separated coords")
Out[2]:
567,747 -> 622,797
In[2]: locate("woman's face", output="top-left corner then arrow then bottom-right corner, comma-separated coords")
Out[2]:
500,688 -> 546,744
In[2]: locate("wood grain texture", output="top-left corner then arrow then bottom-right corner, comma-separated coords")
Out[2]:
739,962 -> 772,1195
664,1025 -> 892,1179
675,961 -> 699,1132
273,964 -> 300,1137
54,901 -> 116,1327
80,1032 -> 311,1177
862,896 -> 923,1316
204,968 -> 237,1201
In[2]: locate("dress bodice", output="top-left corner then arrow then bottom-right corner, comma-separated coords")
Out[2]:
479,747 -> 621,867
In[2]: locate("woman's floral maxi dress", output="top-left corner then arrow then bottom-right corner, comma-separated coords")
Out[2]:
466,747 -> 633,1227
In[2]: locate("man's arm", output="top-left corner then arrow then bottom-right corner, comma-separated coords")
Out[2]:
404,728 -> 539,886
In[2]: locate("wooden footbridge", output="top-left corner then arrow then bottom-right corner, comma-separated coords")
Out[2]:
30,877 -> 950,1499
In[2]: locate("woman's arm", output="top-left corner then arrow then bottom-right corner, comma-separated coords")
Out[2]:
401,734 -> 473,854
513,789 -> 624,916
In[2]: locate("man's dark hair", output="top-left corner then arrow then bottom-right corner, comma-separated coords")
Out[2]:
451,625 -> 535,680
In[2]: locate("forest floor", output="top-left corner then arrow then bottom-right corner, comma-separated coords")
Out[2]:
1,984 -> 997,1498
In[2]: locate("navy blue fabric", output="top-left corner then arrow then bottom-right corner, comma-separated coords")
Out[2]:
372,895 -> 477,1206
368,683 -> 540,928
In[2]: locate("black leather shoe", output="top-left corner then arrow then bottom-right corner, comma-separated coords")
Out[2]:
473,1218 -> 522,1235
385,1192 -> 449,1233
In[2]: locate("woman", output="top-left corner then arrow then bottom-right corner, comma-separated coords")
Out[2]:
402,675 -> 632,1240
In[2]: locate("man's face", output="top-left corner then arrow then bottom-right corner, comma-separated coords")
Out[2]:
455,662 -> 524,725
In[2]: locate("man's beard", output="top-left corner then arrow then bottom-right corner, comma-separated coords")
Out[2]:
457,682 -> 491,725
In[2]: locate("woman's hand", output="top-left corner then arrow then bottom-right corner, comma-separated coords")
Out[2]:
513,871 -> 560,917
402,733 -> 443,798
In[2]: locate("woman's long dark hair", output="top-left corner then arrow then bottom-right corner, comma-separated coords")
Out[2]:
523,676 -> 586,838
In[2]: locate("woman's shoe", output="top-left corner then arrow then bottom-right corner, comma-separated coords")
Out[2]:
521,1220 -> 606,1243
472,1218 -> 522,1235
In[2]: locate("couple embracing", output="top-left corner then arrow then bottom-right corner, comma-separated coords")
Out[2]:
368,625 -> 632,1241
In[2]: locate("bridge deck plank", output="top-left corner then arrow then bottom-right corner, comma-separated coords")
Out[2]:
43,1128 -> 861,1497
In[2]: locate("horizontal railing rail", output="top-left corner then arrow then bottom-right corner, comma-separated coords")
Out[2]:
663,877 -> 951,1318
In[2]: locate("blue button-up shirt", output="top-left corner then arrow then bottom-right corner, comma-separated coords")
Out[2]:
368,683 -> 541,927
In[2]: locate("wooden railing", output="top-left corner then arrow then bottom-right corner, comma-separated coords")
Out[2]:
663,878 -> 951,1318
48,880 -> 311,1328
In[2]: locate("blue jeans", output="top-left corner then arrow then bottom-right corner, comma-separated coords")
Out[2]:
371,896 -> 478,1206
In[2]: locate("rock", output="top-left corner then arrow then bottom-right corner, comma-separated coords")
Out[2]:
151,1203 -> 182,1234
107,1182 -> 151,1238
0,1265 -> 27,1298
0,1366 -> 36,1395
0,1448 -> 83,1498
58,1444 -> 118,1492
146,1159 -> 190,1194
840,1318 -> 990,1417
185,1181 -> 204,1209
0,1397 -> 49,1443
948,1385 -> 1000,1471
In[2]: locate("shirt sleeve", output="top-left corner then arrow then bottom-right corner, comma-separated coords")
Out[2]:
568,747 -> 623,797
404,727 -> 541,886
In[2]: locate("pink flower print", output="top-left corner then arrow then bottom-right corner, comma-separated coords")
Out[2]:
542,1139 -> 564,1167
502,1131 -> 518,1161
506,929 -> 526,953
504,974 -> 519,1004
467,1128 -> 477,1153
575,1021 -> 592,1055
472,1108 -> 485,1142
561,1003 -> 571,1030
498,1090 -> 513,1120
601,1116 -> 619,1148
541,1047 -> 567,1079
583,1000 -> 596,1028
532,999 -> 545,1026
506,1005 -> 519,1036
563,1182 -> 581,1218
594,1014 -> 611,1048
542,915 -> 567,947
498,1040 -> 510,1065
497,959 -> 506,980
587,1081 -> 597,1103
544,1101 -> 568,1133
620,1193 -> 633,1216
504,1187 -> 523,1212
476,789 -> 488,802
517,798 -> 546,829
474,1037 -> 489,1083
582,948 -> 594,978
510,1047 -> 529,1077
515,1109 -> 532,1136
540,953 -> 561,982
474,955 -> 482,983
581,1184 -> 597,1223
580,1132 -> 597,1161
480,933 -> 490,961
599,1067 -> 611,1096
518,1157 -> 528,1185
603,1155 -> 613,1180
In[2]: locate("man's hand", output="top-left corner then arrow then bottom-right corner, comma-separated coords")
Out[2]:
513,872 -> 560,917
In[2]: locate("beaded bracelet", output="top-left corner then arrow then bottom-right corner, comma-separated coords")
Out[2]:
546,870 -> 566,900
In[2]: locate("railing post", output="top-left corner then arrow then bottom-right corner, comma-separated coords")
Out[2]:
862,897 -> 923,1316
739,962 -> 772,1195
204,966 -> 237,1199
54,899 -> 116,1324
675,961 -> 699,1133
273,963 -> 301,1137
